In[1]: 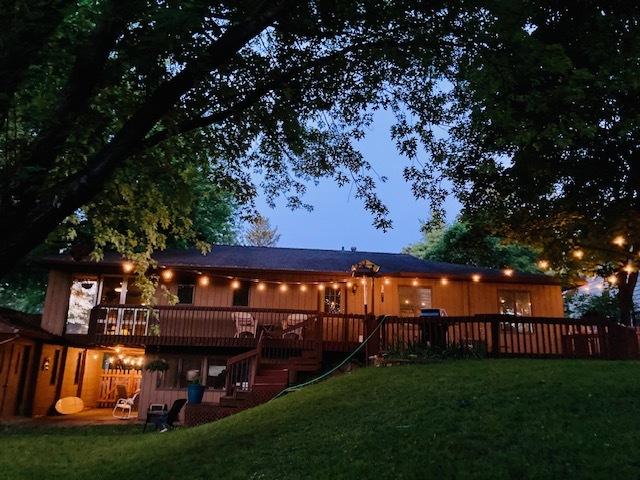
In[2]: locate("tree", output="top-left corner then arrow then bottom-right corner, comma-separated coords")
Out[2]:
244,215 -> 281,247
405,221 -> 540,273
0,0 -> 468,276
394,2 -> 640,323
565,288 -> 622,321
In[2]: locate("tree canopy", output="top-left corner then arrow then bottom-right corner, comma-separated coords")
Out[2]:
0,0 -> 466,277
393,2 -> 640,322
405,221 -> 540,273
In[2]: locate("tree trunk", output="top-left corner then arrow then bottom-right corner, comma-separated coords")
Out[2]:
618,270 -> 638,326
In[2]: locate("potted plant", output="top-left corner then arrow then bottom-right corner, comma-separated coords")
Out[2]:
186,370 -> 205,404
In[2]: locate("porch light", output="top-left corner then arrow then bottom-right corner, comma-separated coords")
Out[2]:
231,279 -> 240,289
613,235 -> 626,247
122,261 -> 134,273
537,260 -> 550,270
572,249 -> 584,260
503,268 -> 514,277
472,274 -> 481,283
440,277 -> 449,285
257,283 -> 266,291
279,284 -> 288,292
161,269 -> 174,281
198,275 -> 210,287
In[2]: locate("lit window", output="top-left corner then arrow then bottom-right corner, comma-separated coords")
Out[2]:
324,288 -> 341,313
399,286 -> 432,317
498,290 -> 532,316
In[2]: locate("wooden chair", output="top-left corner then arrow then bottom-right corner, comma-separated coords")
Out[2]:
143,399 -> 187,432
233,312 -> 257,338
282,314 -> 307,340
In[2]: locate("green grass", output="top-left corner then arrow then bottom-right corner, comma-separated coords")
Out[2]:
2,359 -> 640,479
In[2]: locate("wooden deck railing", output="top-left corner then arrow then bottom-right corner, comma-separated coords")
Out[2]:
87,304 -> 365,351
374,315 -> 640,360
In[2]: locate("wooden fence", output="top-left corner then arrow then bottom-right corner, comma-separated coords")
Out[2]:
367,314 -> 640,360
97,369 -> 142,407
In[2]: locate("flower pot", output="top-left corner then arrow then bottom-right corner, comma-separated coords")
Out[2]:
187,384 -> 205,404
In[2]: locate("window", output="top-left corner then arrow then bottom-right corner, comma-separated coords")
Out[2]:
160,356 -> 203,389
398,286 -> 432,317
177,284 -> 195,304
499,290 -> 533,333
50,350 -> 61,385
324,288 -> 342,313
206,358 -> 227,389
232,281 -> 250,307
498,290 -> 532,316
73,351 -> 84,385
65,277 -> 99,334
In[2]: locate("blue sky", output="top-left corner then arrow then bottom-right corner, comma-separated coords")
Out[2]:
253,110 -> 461,253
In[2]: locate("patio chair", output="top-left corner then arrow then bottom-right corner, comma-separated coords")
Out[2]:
112,387 -> 140,419
282,313 -> 307,340
144,398 -> 187,432
233,312 -> 257,338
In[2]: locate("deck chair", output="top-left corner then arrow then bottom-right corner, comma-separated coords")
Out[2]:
282,313 -> 307,340
144,398 -> 187,433
112,387 -> 140,419
233,312 -> 257,338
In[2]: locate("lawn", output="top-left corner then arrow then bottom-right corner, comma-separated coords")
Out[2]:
2,359 -> 640,480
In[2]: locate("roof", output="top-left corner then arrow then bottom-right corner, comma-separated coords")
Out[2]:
41,245 -> 559,285
0,307 -> 64,343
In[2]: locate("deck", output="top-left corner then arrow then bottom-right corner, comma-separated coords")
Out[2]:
86,305 -> 365,352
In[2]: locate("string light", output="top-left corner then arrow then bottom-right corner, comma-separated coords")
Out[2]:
613,235 -> 626,247
279,284 -> 288,292
623,263 -> 635,274
257,283 -> 266,291
332,282 -> 339,290
360,279 -> 366,285
503,268 -> 514,277
161,269 -> 174,281
607,274 -> 618,284
231,279 -> 241,289
538,260 -> 550,270
572,249 -> 584,260
384,278 -> 391,285
440,277 -> 449,285
346,281 -> 353,288
198,275 -> 210,287
318,284 -> 325,290
412,279 -> 419,286
472,274 -> 481,283
300,284 -> 307,292
122,261 -> 134,273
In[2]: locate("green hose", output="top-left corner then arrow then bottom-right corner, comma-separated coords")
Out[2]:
271,315 -> 389,400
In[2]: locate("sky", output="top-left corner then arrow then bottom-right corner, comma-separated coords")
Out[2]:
253,110 -> 461,253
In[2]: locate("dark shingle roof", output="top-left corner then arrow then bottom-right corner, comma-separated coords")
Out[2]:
41,245 -> 559,285
0,307 -> 63,342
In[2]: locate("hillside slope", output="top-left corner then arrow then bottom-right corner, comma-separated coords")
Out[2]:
3,360 -> 640,479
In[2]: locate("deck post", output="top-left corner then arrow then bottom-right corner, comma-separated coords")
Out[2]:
364,314 -> 381,362
490,316 -> 500,357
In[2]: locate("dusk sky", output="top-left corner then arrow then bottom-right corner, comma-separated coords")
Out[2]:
253,110 -> 461,253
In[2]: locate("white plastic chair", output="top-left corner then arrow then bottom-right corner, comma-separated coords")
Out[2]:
112,389 -> 140,419
282,314 -> 307,340
233,312 -> 257,338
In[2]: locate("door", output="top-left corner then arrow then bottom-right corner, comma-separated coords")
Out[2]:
14,346 -> 32,415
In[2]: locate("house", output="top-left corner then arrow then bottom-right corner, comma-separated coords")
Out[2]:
1,245 -> 564,420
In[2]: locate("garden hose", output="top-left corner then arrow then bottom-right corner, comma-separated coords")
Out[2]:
271,315 -> 389,400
